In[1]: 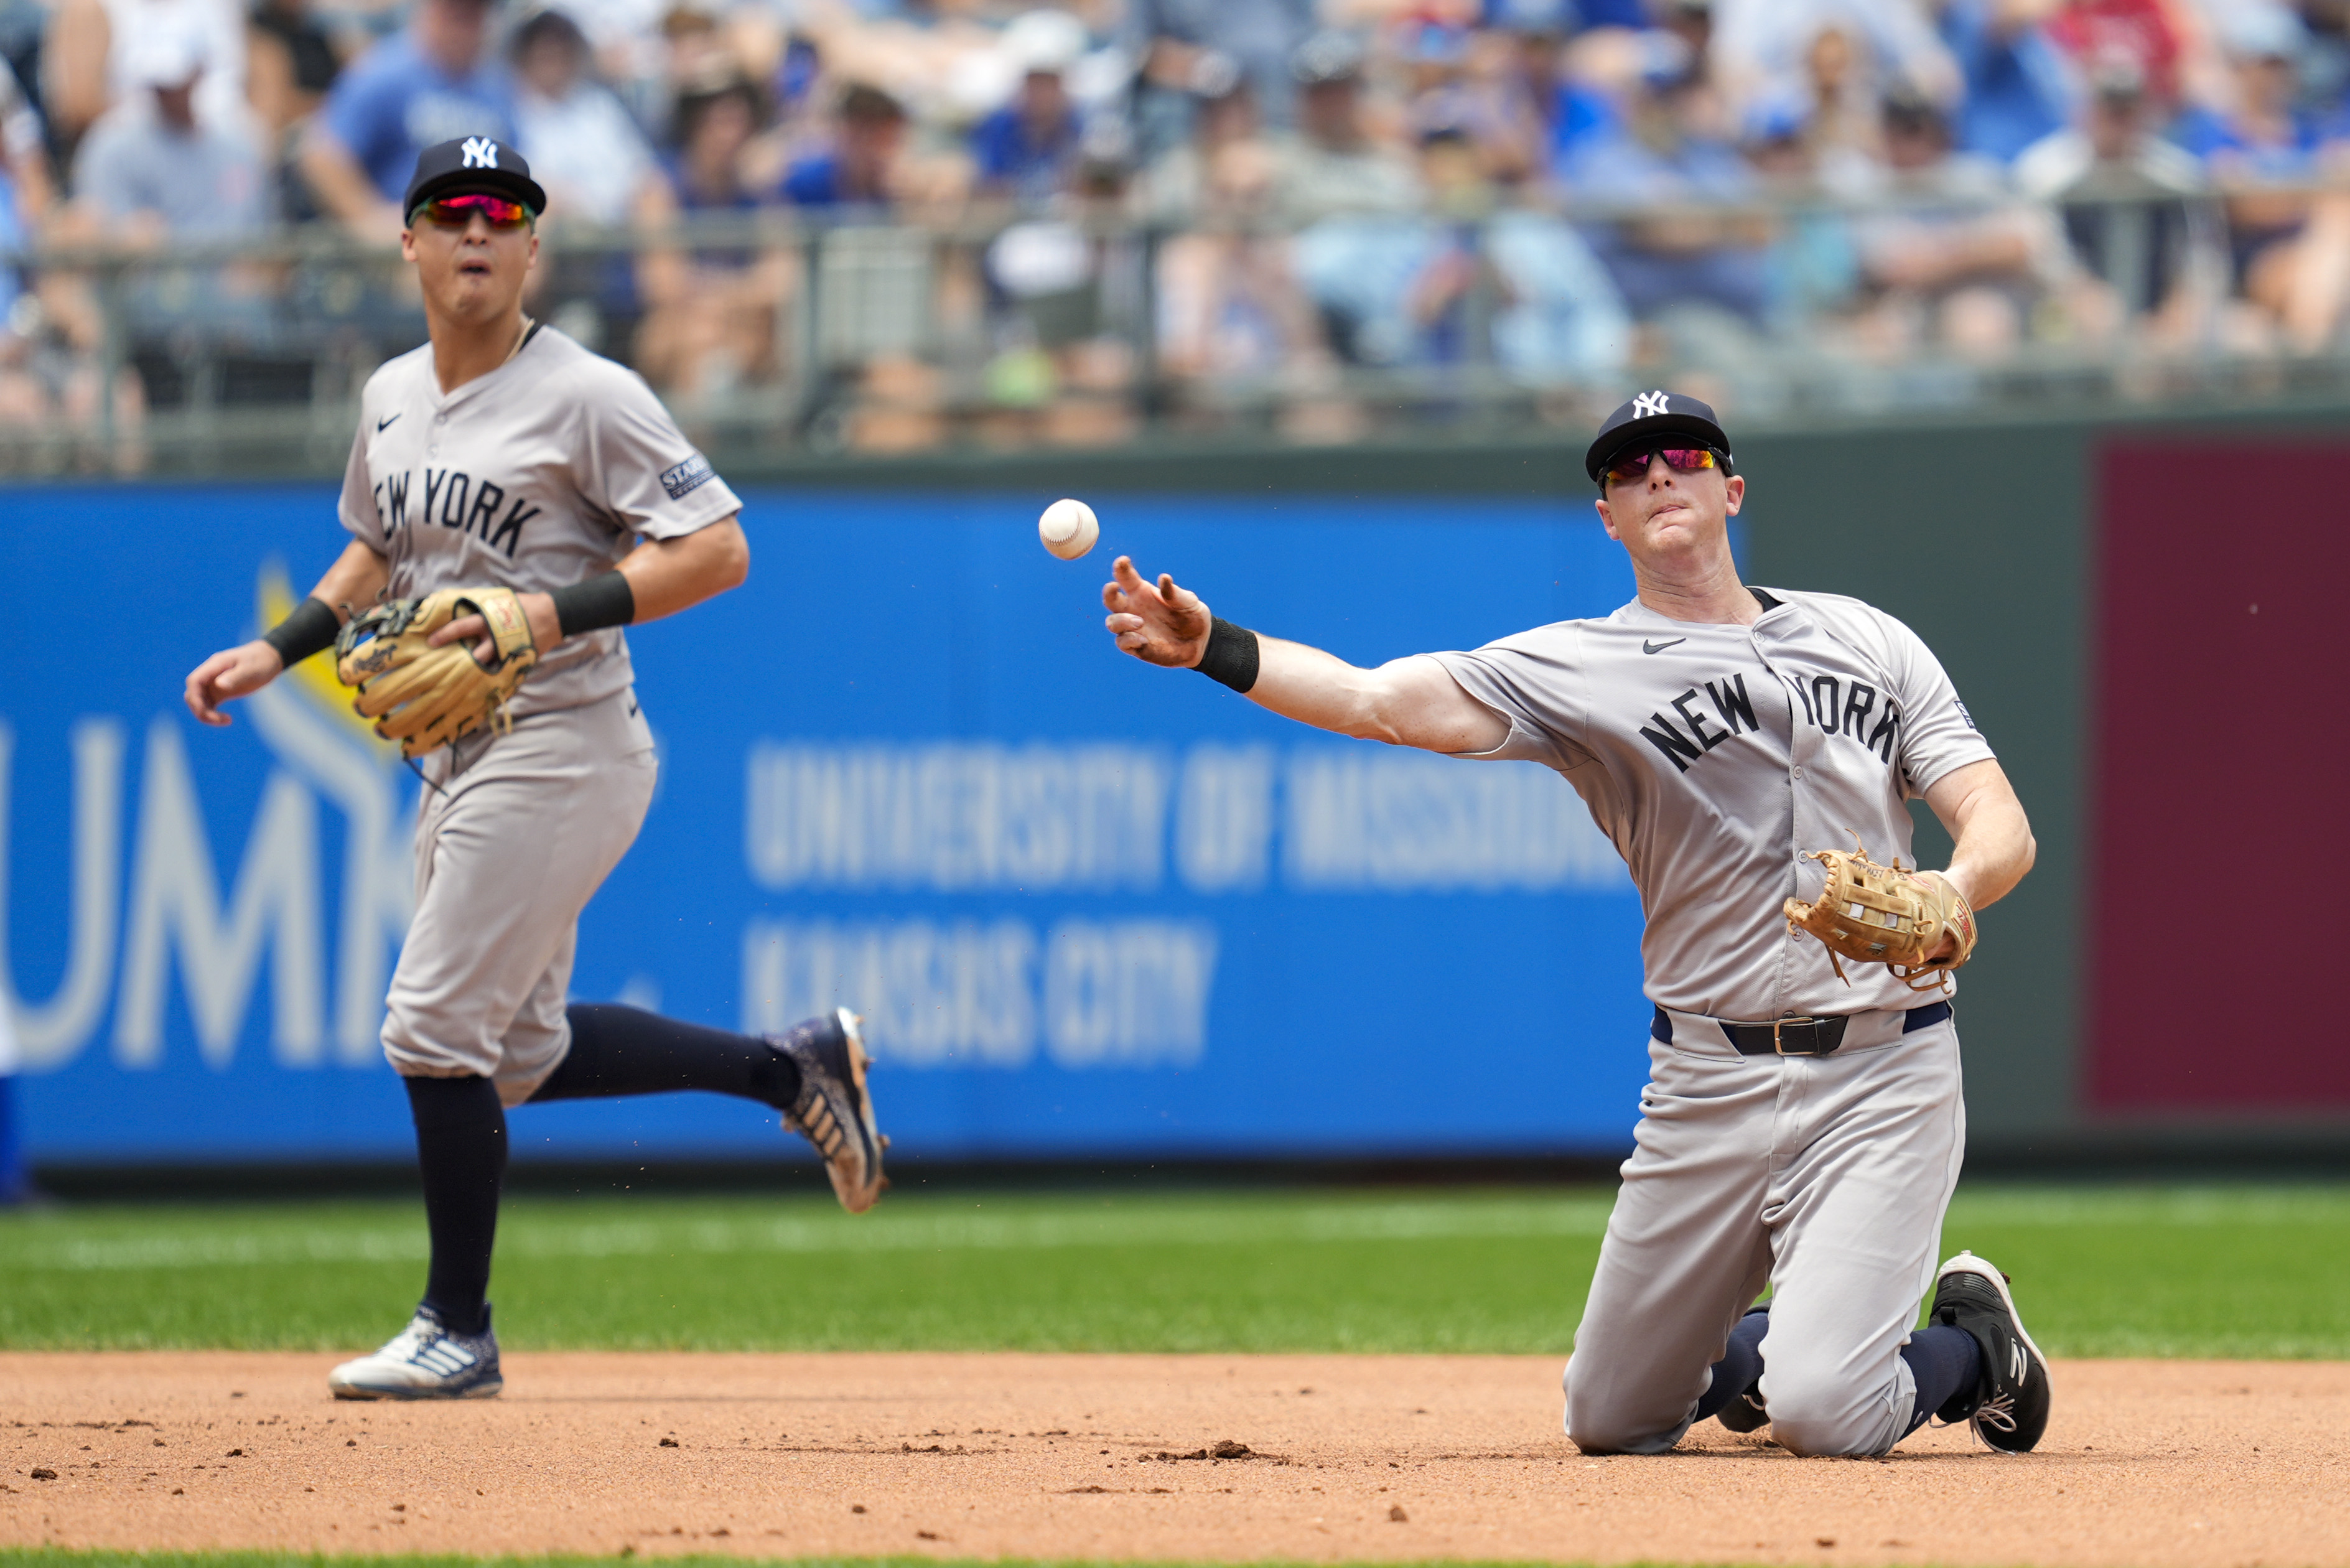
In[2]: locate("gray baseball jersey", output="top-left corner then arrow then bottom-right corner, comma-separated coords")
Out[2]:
343,325 -> 734,1093
1429,588 -> 1994,1020
338,325 -> 743,719
1430,586 -> 1997,1457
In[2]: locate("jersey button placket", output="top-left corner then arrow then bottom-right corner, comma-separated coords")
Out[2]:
1756,626 -> 1815,1011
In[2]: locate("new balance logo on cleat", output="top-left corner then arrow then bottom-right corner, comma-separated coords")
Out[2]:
1928,1252 -> 2051,1453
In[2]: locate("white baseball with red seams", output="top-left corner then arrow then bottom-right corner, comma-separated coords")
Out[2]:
1038,498 -> 1099,560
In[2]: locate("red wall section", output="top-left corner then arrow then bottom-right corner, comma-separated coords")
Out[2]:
2089,440 -> 2350,1111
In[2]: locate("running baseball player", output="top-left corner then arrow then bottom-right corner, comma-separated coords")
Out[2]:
181,138 -> 886,1401
1101,391 -> 2050,1457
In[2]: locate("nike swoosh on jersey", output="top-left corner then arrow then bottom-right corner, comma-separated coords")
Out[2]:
376,414 -> 401,432
1642,638 -> 1687,655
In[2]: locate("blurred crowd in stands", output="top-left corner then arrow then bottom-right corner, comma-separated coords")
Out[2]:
3,0 -> 2350,457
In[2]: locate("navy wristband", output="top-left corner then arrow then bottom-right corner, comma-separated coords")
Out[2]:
1195,618 -> 1259,694
551,572 -> 635,638
260,596 -> 340,666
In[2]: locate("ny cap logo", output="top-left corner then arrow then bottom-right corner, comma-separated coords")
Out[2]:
460,138 -> 499,169
1632,390 -> 1670,419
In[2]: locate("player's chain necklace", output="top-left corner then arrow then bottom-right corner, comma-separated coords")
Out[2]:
505,314 -> 534,366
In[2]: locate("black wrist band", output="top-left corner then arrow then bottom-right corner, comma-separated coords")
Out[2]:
551,572 -> 636,638
260,596 -> 340,666
1195,617 -> 1260,694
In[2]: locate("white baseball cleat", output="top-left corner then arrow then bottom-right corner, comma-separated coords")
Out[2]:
770,1007 -> 888,1214
327,1305 -> 503,1401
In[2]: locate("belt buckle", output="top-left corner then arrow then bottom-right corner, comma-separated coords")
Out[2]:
1772,1016 -> 1818,1056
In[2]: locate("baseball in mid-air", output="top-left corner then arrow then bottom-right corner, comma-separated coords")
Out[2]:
1038,497 -> 1099,561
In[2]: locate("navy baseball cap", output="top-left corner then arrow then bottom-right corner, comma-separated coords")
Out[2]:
1585,389 -> 1733,482
403,137 -> 548,221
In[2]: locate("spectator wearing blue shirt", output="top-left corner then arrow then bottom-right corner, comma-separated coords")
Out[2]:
2170,11 -> 2327,180
633,78 -> 790,397
1848,89 -> 2057,357
1473,0 -> 1620,171
781,83 -> 908,213
971,11 -> 1088,207
2168,7 -> 2329,323
1294,120 -> 1631,381
1120,0 -> 1316,162
299,0 -> 513,238
1569,0 -> 1653,28
1741,95 -> 1862,332
1939,0 -> 2078,164
1561,72 -> 1771,326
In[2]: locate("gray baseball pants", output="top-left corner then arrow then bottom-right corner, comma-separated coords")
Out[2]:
381,687 -> 657,1105
1563,1007 -> 1965,1457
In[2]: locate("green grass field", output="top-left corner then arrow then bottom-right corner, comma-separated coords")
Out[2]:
4,1182 -> 2348,1359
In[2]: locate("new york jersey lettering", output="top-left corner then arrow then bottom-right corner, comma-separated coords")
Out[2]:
380,468 -> 541,557
1786,671 -> 1902,766
1639,673 -> 1758,773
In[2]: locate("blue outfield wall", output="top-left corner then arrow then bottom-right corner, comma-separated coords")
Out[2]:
2,485 -> 1660,1165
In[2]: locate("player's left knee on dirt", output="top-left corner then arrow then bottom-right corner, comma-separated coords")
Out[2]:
1755,1373 -> 1898,1458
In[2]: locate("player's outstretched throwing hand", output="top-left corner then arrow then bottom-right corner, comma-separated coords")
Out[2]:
1103,555 -> 1211,668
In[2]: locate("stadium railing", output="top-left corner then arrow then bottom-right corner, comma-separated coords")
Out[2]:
0,176 -> 2343,477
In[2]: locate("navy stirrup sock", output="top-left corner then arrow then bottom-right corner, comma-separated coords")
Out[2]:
1900,1323 -> 1984,1436
404,1074 -> 507,1338
405,1009 -> 806,1340
1694,1307 -> 1771,1422
531,1004 -> 802,1110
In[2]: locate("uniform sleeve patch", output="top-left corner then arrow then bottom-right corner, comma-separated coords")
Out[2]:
661,452 -> 717,500
1953,698 -> 1977,731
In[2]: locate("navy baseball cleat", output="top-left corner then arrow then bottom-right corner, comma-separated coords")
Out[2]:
1714,1305 -> 1770,1432
1928,1251 -> 2051,1452
1716,1385 -> 1769,1433
327,1304 -> 502,1400
772,1008 -> 888,1213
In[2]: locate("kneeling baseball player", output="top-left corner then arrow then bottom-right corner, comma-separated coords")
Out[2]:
182,139 -> 886,1401
1101,391 -> 2048,1457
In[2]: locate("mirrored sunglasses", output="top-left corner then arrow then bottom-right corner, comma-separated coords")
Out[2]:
414,194 -> 534,231
1600,447 -> 1722,486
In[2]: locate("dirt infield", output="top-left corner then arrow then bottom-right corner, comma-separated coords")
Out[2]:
2,1352 -> 2344,1567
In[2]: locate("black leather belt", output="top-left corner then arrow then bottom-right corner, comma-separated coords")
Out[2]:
1651,1000 -> 1952,1057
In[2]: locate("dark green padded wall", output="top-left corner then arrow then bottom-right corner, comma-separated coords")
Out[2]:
1737,427 -> 2089,1142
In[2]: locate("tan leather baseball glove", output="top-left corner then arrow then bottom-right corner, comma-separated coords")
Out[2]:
1783,839 -> 1977,993
335,587 -> 538,759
